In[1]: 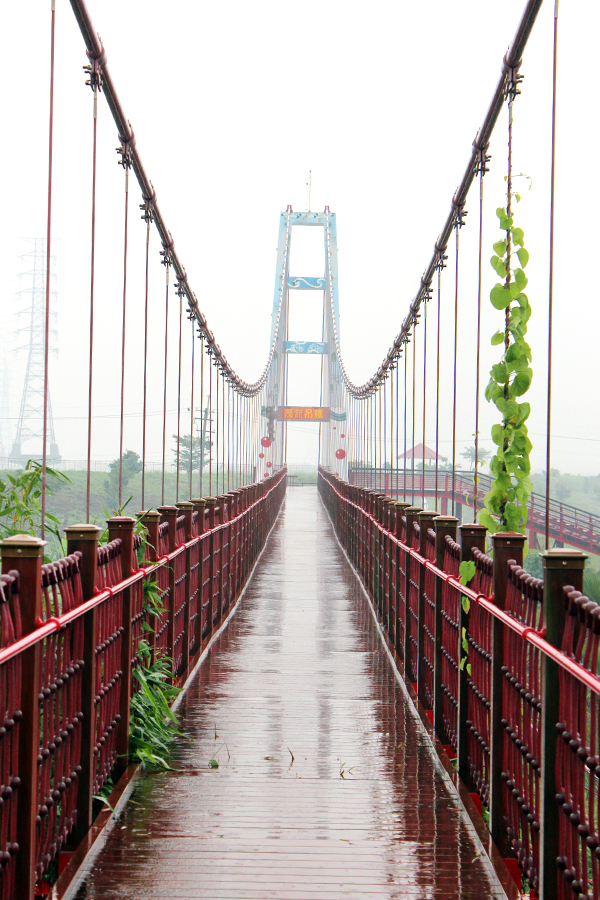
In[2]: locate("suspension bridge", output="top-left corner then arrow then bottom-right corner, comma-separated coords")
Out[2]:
0,1 -> 597,899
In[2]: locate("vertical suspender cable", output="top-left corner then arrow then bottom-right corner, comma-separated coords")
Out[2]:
189,320 -> 195,499
208,358 -> 212,493
403,348 -> 408,502
411,330 -> 416,506
176,294 -> 182,501
395,363 -> 399,499
546,0 -> 559,549
222,372 -> 225,493
215,364 -> 219,495
41,0 -> 56,540
86,73 -> 98,522
141,214 -> 150,510
199,337 -> 204,498
422,297 -> 428,509
435,268 -> 441,512
118,160 -> 130,508
389,366 -> 393,495
161,259 -> 170,505
473,162 -> 485,520
451,225 -> 460,517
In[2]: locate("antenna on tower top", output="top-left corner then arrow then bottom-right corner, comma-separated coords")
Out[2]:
305,170 -> 312,211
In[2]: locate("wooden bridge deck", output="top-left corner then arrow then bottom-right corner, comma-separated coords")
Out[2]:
72,487 -> 508,900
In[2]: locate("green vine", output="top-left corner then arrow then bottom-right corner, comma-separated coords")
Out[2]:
480,199 -> 533,538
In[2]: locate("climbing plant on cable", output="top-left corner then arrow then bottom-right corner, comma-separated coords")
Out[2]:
479,186 -> 533,539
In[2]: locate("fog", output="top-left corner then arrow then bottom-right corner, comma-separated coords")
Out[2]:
0,0 -> 598,476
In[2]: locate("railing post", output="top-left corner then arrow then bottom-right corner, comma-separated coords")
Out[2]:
63,524 -> 101,843
489,531 -> 525,852
417,511 -> 439,706
458,523 -> 488,784
539,549 -> 587,900
216,495 -> 227,622
384,499 -> 395,634
107,516 -> 136,778
393,501 -> 411,660
176,501 -> 194,675
191,498 -> 207,649
137,510 -> 161,661
0,534 -> 45,900
205,498 -> 217,637
137,510 -> 160,564
158,506 -> 178,672
403,506 -> 422,681
433,516 -> 458,739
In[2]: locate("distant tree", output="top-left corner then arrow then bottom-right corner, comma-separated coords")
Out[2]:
172,434 -> 211,474
460,445 -> 492,472
104,450 -> 143,512
554,479 -> 571,503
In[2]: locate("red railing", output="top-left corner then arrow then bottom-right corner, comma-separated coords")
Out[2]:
349,468 -> 600,556
320,466 -> 599,900
0,468 -> 286,900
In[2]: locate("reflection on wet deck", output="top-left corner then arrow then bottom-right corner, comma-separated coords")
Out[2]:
73,487 -> 507,899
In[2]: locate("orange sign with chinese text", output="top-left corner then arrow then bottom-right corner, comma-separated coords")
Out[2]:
277,406 -> 329,422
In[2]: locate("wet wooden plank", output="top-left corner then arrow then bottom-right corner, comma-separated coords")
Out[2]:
72,488 -> 508,900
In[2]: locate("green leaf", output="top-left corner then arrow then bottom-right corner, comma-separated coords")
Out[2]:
490,284 -> 512,310
491,423 -> 504,446
491,362 -> 508,384
491,330 -> 505,346
490,256 -> 507,278
512,227 -> 525,246
510,370 -> 533,397
517,247 -> 529,268
479,510 -> 497,533
496,398 -> 518,420
514,268 -> 528,290
515,193 -> 521,203
208,759 -> 219,769
459,560 -> 476,586
462,596 -> 471,615
493,240 -> 507,256
496,206 -> 506,220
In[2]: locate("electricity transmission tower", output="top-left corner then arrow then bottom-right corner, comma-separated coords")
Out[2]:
0,334 -> 12,458
10,239 -> 60,462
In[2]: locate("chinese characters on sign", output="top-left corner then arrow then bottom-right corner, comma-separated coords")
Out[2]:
277,407 -> 330,421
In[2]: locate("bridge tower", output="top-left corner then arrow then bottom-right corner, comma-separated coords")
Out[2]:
269,206 -> 345,474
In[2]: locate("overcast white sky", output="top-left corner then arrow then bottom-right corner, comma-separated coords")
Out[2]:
0,0 -> 598,475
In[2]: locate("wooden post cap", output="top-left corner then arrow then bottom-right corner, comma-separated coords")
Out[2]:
433,516 -> 459,527
175,501 -> 194,510
0,534 -> 46,557
63,524 -> 102,540
490,531 -> 526,546
137,510 -> 161,522
106,516 -> 136,530
541,548 -> 588,568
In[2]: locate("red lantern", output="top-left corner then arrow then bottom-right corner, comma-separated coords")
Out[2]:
259,452 -> 265,459
333,427 -> 336,431
340,433 -> 345,439
264,473 -> 269,478
335,448 -> 346,460
261,437 -> 272,448
266,461 -> 272,468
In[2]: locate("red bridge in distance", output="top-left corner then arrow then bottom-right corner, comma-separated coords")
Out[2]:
349,468 -> 600,556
